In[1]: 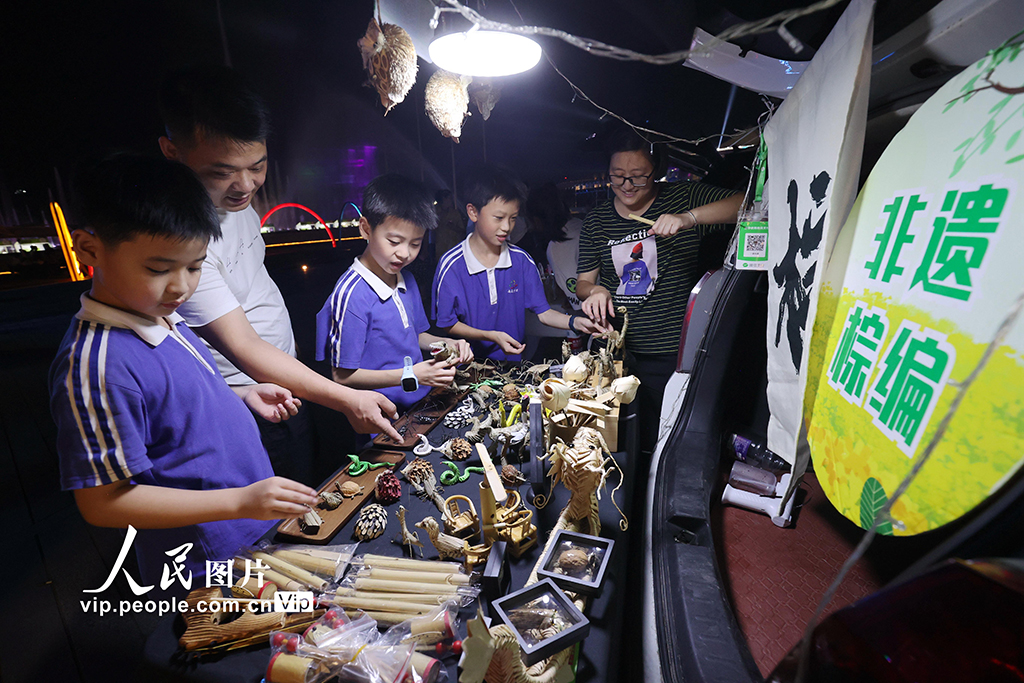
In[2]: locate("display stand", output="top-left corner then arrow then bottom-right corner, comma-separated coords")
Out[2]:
139,394 -> 638,683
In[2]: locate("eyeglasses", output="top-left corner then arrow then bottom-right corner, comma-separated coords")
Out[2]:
609,172 -> 653,188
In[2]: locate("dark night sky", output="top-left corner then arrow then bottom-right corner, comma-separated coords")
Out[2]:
0,0 -> 856,225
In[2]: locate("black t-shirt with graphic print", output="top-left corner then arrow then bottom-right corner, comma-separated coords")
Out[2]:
578,181 -> 736,355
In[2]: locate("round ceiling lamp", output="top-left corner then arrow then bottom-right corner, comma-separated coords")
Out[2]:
428,30 -> 542,77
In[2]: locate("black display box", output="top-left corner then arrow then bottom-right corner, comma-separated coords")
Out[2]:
490,578 -> 590,666
481,540 -> 511,617
536,529 -> 614,597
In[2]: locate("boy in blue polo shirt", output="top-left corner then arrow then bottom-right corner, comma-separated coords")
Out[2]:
316,174 -> 472,418
50,155 -> 319,589
433,166 -> 607,361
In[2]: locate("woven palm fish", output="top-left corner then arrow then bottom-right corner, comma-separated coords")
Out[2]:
357,18 -> 418,115
425,69 -> 471,142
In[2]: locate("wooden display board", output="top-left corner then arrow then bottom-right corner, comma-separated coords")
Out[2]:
373,387 -> 469,449
276,449 -> 406,543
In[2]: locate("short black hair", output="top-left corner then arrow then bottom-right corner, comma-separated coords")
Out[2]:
75,154 -> 221,245
159,65 -> 271,146
463,165 -> 527,212
526,183 -> 571,244
604,125 -> 667,179
363,174 -> 437,232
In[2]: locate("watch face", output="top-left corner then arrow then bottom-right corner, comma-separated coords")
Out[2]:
402,376 -> 418,392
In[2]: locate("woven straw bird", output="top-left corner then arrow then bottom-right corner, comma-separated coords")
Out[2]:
425,69 -> 472,142
357,18 -> 418,115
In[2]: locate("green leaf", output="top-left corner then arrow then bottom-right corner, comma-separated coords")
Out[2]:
860,477 -> 894,535
1007,129 -> 1021,151
979,120 -> 997,154
951,154 -> 967,177
953,137 -> 974,151
991,96 -> 1011,114
1007,153 -> 1024,164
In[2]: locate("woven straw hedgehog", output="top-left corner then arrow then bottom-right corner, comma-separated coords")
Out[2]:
425,69 -> 471,142
357,18 -> 417,115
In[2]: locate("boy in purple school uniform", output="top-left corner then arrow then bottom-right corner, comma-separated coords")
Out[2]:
316,174 -> 472,419
432,166 -> 607,361
49,155 -> 319,589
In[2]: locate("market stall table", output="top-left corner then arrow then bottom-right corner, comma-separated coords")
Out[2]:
140,390 -> 637,683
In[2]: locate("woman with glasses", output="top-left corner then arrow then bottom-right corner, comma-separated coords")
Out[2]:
576,126 -> 743,464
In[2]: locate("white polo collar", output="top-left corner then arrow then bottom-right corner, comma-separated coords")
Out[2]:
76,294 -> 184,348
462,236 -> 511,275
353,257 -> 407,301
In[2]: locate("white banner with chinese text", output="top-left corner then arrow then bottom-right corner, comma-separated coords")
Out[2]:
763,0 -> 875,504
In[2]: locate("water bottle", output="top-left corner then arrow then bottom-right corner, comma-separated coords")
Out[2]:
727,433 -> 791,474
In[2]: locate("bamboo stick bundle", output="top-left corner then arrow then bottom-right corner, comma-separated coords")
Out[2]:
332,588 -> 447,605
352,578 -> 460,595
356,567 -> 471,585
232,558 -> 304,593
272,549 -> 344,577
328,595 -> 435,614
338,610 -> 424,627
252,551 -> 328,591
360,554 -> 464,573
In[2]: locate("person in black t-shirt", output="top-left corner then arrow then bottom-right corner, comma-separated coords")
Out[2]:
577,127 -> 742,462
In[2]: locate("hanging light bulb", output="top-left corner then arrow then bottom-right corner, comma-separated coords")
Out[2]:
428,28 -> 541,78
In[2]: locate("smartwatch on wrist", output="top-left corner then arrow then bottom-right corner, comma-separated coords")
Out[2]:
401,356 -> 419,392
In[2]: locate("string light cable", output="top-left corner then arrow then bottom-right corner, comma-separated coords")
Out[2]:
492,0 -> 784,150
431,0 -> 845,65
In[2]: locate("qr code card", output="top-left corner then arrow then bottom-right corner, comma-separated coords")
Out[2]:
737,221 -> 769,269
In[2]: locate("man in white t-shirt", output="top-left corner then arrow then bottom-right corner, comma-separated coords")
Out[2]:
158,66 -> 401,481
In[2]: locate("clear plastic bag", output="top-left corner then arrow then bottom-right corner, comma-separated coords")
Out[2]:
234,542 -> 357,594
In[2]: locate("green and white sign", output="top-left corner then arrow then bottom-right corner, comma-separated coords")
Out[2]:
807,35 -> 1024,535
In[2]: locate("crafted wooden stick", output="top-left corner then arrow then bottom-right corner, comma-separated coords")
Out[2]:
272,549 -> 342,577
352,578 -> 460,595
474,443 -> 508,503
329,595 -> 434,614
233,558 -> 305,593
332,589 -> 447,605
252,551 -> 328,591
339,610 -> 425,627
361,554 -> 465,573
358,568 -> 471,585
627,213 -> 655,226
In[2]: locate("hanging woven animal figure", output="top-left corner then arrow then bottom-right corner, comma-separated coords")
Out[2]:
541,427 -> 627,537
425,69 -> 471,142
357,17 -> 418,114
